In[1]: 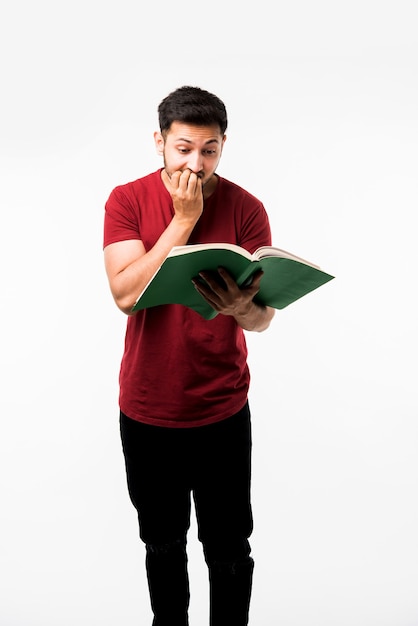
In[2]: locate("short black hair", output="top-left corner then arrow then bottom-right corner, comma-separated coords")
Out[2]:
158,86 -> 228,136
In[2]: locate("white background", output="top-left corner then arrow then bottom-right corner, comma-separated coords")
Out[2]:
1,1 -> 417,624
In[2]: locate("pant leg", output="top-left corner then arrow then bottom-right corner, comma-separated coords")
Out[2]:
120,412 -> 191,626
145,539 -> 190,626
208,555 -> 254,626
192,403 -> 254,626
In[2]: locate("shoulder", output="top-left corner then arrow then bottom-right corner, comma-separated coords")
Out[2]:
109,169 -> 163,202
216,175 -> 263,207
214,176 -> 271,250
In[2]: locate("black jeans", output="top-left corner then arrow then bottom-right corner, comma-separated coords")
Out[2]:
120,402 -> 254,626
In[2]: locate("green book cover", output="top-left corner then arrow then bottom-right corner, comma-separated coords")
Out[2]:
132,243 -> 334,319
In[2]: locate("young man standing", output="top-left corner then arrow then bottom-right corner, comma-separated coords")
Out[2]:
104,86 -> 275,625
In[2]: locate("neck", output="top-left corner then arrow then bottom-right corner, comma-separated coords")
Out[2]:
203,174 -> 219,199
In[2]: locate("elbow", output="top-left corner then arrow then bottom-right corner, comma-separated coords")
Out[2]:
112,292 -> 138,316
121,304 -> 138,316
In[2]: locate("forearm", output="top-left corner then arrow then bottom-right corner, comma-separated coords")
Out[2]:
106,169 -> 206,314
106,216 -> 196,315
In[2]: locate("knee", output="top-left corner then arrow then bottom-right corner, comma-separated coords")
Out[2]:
209,555 -> 254,577
145,537 -> 187,558
202,537 -> 251,569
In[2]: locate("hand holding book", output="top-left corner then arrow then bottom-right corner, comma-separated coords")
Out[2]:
192,266 -> 265,316
132,243 -> 334,319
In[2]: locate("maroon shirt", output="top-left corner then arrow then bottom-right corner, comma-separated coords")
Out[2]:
104,169 -> 271,427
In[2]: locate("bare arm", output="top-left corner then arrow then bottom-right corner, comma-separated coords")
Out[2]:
193,267 -> 275,332
104,170 -> 203,315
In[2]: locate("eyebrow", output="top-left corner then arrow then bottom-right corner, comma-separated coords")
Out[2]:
174,137 -> 220,145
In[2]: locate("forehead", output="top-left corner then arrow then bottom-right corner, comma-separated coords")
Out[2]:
166,121 -> 223,143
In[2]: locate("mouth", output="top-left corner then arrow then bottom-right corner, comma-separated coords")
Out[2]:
183,168 -> 204,179
164,168 -> 206,181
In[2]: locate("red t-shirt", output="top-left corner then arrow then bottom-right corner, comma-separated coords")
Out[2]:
104,169 -> 271,427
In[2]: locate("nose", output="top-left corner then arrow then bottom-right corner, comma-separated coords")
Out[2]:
187,151 -> 204,173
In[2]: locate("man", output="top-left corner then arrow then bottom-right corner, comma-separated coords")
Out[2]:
103,86 -> 275,626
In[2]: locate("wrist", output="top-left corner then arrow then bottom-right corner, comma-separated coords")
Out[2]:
171,213 -> 200,231
233,299 -> 255,320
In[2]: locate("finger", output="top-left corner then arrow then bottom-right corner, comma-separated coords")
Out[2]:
178,168 -> 194,191
192,278 -> 222,307
169,170 -> 182,189
249,269 -> 264,287
194,175 -> 203,195
216,267 -> 237,288
198,270 -> 228,292
185,170 -> 202,196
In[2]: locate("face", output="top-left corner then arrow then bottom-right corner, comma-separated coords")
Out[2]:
154,121 -> 226,188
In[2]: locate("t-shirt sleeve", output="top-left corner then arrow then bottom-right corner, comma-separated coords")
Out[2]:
239,201 -> 272,254
103,186 -> 141,249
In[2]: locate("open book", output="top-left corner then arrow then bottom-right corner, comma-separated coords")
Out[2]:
132,243 -> 334,319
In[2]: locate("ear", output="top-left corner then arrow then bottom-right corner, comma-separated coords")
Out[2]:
154,131 -> 165,156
